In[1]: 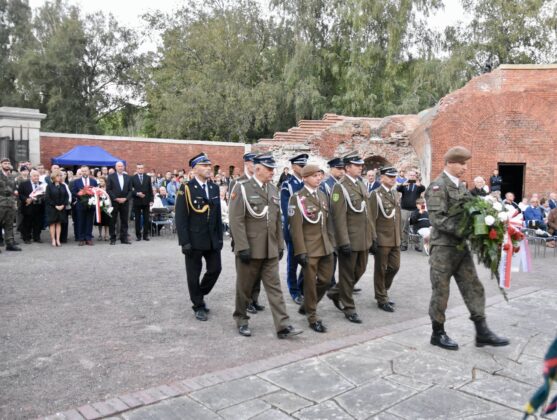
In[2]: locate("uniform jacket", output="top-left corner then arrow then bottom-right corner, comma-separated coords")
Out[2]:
71,177 -> 98,210
330,176 -> 374,251
131,173 -> 154,206
369,185 -> 402,247
319,176 -> 338,197
425,172 -> 471,246
229,178 -> 283,259
288,187 -> 335,257
106,173 -> 132,201
280,174 -> 304,242
229,173 -> 249,196
175,178 -> 223,251
0,171 -> 18,208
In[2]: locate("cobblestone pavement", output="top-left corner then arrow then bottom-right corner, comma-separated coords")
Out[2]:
1,233 -> 555,419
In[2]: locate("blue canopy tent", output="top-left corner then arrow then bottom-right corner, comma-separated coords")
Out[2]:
51,145 -> 125,167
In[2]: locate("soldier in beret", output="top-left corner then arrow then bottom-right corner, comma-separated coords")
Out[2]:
0,157 -> 21,252
289,164 -> 335,333
425,146 -> 509,350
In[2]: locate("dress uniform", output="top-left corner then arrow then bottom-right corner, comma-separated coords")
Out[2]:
230,154 -> 302,339
280,153 -> 308,304
425,146 -> 509,350
369,167 -> 401,312
175,153 -> 223,321
289,164 -> 335,333
0,158 -> 21,252
327,153 -> 375,323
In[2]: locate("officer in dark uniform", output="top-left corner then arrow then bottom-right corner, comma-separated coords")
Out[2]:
0,157 -> 21,252
280,153 -> 308,304
175,153 -> 223,321
425,146 -> 509,350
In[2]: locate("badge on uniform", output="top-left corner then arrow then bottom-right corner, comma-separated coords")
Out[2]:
288,205 -> 295,216
432,185 -> 440,191
332,193 -> 340,202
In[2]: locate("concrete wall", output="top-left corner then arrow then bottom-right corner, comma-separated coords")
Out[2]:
0,107 -> 46,164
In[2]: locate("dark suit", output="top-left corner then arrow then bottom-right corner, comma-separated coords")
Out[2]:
175,178 -> 223,311
131,173 -> 154,239
106,172 -> 132,242
18,180 -> 45,241
71,177 -> 98,241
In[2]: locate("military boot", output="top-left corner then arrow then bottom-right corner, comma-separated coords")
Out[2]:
474,319 -> 510,347
430,321 -> 459,350
6,242 -> 21,251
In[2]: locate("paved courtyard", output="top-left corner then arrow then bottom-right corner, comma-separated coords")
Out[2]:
1,233 -> 555,419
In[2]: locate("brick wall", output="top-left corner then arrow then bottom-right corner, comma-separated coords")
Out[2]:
40,133 -> 246,175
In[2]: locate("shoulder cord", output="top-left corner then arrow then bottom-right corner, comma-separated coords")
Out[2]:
240,183 -> 268,219
296,194 -> 323,225
185,184 -> 210,215
339,183 -> 366,214
376,192 -> 396,219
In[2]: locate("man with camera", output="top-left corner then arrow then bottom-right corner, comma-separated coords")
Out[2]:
396,170 -> 425,251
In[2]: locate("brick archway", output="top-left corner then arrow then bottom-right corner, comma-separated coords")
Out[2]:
364,155 -> 390,172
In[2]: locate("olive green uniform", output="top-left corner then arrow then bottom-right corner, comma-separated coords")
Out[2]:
425,172 -> 486,324
229,178 -> 290,332
369,186 -> 401,304
289,187 -> 335,324
0,170 -> 18,247
328,176 -> 375,315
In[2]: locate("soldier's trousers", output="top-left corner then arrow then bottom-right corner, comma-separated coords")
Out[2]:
374,246 -> 400,304
0,205 -> 16,244
429,245 -> 486,324
301,254 -> 334,324
185,249 -> 222,311
329,250 -> 368,315
233,257 -> 290,332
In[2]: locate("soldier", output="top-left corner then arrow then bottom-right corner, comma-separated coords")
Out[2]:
0,157 -> 22,252
425,146 -> 509,350
289,164 -> 335,333
369,167 -> 401,313
327,153 -> 375,323
230,153 -> 302,339
175,153 -> 223,322
280,153 -> 308,305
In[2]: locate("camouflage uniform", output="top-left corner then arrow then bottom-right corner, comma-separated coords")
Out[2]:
0,169 -> 18,247
425,172 -> 486,324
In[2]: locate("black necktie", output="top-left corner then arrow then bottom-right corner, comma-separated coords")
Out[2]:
139,175 -> 143,183
202,184 -> 207,198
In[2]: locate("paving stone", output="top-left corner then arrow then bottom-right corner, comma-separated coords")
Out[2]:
459,373 -> 537,411
259,358 -> 354,403
521,332 -> 556,359
250,408 -> 293,420
388,386 -> 507,419
122,395 -> 220,420
320,351 -> 391,385
189,376 -> 279,411
217,398 -> 271,420
383,374 -> 431,392
261,390 -> 313,414
342,339 -> 413,361
294,400 -> 354,420
334,378 -> 415,419
370,413 -> 406,420
497,353 -> 544,386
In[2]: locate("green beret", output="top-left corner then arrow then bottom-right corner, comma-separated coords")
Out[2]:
444,146 -> 472,164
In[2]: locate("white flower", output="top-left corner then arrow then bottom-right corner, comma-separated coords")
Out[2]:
484,215 -> 496,226
498,212 -> 508,222
492,202 -> 503,211
106,207 -> 113,215
88,197 -> 97,206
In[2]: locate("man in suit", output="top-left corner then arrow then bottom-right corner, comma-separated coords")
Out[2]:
365,169 -> 381,195
230,153 -> 302,339
289,164 -> 335,333
71,165 -> 98,246
107,161 -> 132,245
280,153 -> 308,305
369,167 -> 402,313
131,163 -> 154,241
175,153 -> 223,321
327,153 -> 375,324
17,169 -> 45,244
548,192 -> 557,210
69,168 -> 82,241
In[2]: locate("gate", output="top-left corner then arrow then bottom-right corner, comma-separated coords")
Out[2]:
0,126 -> 29,164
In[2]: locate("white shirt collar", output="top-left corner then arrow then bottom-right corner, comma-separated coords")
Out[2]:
345,174 -> 358,184
195,176 -> 206,187
381,184 -> 392,193
253,176 -> 265,189
304,185 -> 316,194
244,169 -> 252,179
443,170 -> 460,187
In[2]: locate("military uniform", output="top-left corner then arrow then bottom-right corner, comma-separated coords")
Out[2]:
289,177 -> 335,329
369,179 -> 401,310
230,154 -> 298,337
0,159 -> 20,251
328,157 -> 375,321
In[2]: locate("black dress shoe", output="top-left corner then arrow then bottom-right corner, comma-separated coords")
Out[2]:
6,243 -> 21,251
327,294 -> 344,311
121,240 -> 132,244
298,306 -> 306,315
23,240 -> 32,244
430,332 -> 459,350
246,303 -> 257,314
345,313 -> 362,324
353,287 -> 362,293
136,237 -> 142,241
110,240 -> 116,245
309,321 -> 327,333
293,295 -> 304,305
377,302 -> 395,313
195,309 -> 208,321
253,302 -> 264,311
239,325 -> 251,337
143,237 -> 150,241
277,325 -> 303,339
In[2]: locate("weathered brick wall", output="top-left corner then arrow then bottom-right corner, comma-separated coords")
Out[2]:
40,133 -> 246,175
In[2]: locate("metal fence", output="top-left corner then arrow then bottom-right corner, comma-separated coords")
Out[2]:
0,126 -> 29,163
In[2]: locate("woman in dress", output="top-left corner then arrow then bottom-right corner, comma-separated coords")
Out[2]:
45,170 -> 69,247
94,176 -> 110,240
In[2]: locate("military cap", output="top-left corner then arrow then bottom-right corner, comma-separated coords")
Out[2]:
253,153 -> 277,168
301,164 -> 321,177
289,154 -> 309,167
379,166 -> 398,177
327,157 -> 345,168
444,146 -> 472,164
0,157 -> 10,164
189,153 -> 211,168
343,152 -> 364,165
243,152 -> 256,162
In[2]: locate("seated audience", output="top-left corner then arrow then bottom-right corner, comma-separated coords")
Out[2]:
409,198 -> 431,253
524,197 -> 547,230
